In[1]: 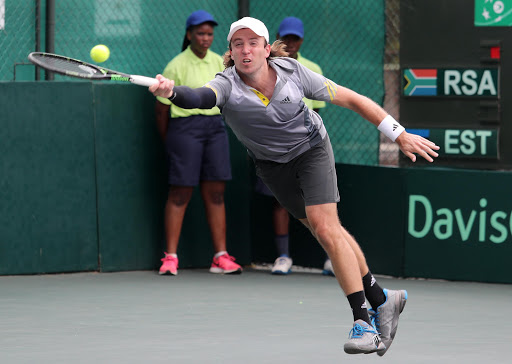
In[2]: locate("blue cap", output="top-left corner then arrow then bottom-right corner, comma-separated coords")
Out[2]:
278,17 -> 304,38
186,10 -> 218,30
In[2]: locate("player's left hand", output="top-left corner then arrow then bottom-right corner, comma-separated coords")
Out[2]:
395,131 -> 440,162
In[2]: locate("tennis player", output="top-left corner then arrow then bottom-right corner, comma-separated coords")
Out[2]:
150,17 -> 439,355
264,16 -> 335,276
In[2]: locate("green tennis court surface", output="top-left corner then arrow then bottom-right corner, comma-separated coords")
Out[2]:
1,269 -> 510,363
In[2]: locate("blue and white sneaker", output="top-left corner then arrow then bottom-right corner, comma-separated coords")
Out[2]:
343,319 -> 386,354
271,256 -> 292,275
369,288 -> 408,356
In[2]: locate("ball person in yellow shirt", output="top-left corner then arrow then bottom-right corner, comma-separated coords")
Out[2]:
155,10 -> 241,276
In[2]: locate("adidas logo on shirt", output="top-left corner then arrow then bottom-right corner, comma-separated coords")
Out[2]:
280,96 -> 292,104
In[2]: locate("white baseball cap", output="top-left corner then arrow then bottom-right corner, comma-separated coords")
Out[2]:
227,17 -> 269,43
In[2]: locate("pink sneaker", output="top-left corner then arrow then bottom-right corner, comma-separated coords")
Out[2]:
210,253 -> 242,274
159,254 -> 178,275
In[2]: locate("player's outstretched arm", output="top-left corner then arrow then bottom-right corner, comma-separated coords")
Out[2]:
148,74 -> 217,110
331,85 -> 440,162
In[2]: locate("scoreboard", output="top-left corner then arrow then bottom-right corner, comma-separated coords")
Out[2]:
399,0 -> 512,169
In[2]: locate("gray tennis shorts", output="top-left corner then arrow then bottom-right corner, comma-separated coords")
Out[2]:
253,135 -> 340,219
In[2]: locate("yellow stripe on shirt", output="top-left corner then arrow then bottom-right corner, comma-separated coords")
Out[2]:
204,83 -> 218,98
324,80 -> 337,101
250,89 -> 270,106
324,81 -> 334,101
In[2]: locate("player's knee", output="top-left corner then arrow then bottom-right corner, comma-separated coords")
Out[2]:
311,221 -> 333,244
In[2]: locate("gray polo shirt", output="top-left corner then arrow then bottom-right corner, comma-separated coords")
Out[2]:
205,57 -> 338,163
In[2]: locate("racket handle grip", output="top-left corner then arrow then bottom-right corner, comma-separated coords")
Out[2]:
130,75 -> 159,87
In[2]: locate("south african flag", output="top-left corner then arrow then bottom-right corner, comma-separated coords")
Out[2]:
403,69 -> 437,96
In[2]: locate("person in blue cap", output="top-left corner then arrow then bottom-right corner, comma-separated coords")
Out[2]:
155,10 -> 242,276
257,16 -> 334,276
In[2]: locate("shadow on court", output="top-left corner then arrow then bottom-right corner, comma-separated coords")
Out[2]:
1,269 -> 510,364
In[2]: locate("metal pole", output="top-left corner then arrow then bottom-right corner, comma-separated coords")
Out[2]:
45,0 -> 55,80
238,0 -> 250,19
35,0 -> 41,80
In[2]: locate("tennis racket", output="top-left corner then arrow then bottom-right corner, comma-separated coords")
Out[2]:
28,52 -> 158,87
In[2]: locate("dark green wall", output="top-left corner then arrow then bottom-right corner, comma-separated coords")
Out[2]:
336,165 -> 406,277
0,83 -> 98,274
93,84 -> 168,271
403,167 -> 512,283
0,82 -> 251,274
252,164 -> 512,284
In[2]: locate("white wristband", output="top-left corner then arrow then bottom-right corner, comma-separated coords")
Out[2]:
377,115 -> 405,142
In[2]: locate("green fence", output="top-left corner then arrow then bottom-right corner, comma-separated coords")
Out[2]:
1,0 -> 391,165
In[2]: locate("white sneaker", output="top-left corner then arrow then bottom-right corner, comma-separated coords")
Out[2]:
271,256 -> 292,275
322,259 -> 335,276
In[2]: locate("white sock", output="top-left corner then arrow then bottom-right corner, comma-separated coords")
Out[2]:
165,253 -> 177,258
214,251 -> 227,259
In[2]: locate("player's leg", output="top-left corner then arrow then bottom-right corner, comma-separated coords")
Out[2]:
296,136 -> 383,354
303,205 -> 363,294
339,223 -> 407,356
301,207 -> 384,354
200,115 -> 241,274
255,135 -> 381,353
339,227 -> 385,306
254,144 -> 383,354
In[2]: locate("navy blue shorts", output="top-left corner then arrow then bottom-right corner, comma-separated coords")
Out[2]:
254,176 -> 274,197
165,114 -> 232,186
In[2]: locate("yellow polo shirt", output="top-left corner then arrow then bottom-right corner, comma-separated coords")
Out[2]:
296,52 -> 326,111
156,46 -> 224,118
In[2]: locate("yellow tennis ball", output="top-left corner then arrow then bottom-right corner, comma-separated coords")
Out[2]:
90,44 -> 110,63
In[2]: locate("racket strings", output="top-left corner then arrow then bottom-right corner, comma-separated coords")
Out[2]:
31,54 -> 104,78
